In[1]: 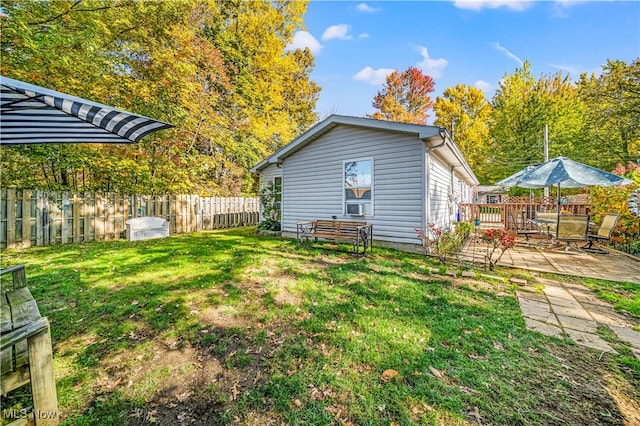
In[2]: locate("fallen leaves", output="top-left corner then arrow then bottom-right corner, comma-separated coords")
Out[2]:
230,383 -> 240,401
467,406 -> 482,423
429,366 -> 444,378
468,353 -> 488,360
381,369 -> 399,382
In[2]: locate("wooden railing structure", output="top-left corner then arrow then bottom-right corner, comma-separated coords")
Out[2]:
0,188 -> 260,249
459,196 -> 590,229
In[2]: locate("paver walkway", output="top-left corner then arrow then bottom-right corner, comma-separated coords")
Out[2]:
516,277 -> 640,358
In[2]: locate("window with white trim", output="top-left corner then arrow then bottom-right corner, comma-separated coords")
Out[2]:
344,159 -> 372,216
273,176 -> 282,210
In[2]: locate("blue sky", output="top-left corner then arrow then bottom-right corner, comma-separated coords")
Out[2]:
288,0 -> 640,123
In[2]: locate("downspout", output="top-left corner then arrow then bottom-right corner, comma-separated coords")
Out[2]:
277,162 -> 283,231
425,128 -> 448,230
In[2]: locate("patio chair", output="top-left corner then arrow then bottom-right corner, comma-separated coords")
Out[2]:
582,213 -> 620,254
553,214 -> 590,254
508,210 -> 539,246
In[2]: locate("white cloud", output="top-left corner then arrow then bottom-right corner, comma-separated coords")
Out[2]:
416,46 -> 448,78
490,42 -> 524,66
358,33 -> 370,39
353,66 -> 395,85
322,24 -> 352,41
356,3 -> 382,13
551,63 -> 601,78
550,63 -> 581,76
475,80 -> 492,93
550,0 -> 588,17
286,31 -> 322,54
554,0 -> 588,8
452,0 -> 533,11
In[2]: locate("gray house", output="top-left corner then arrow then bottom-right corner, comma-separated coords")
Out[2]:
250,115 -> 479,251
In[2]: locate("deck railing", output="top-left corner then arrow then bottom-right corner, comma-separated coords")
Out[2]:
459,199 -> 589,229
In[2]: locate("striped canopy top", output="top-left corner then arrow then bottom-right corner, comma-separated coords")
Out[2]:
0,75 -> 173,145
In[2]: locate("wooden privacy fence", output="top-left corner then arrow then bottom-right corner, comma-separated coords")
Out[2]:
0,189 -> 260,249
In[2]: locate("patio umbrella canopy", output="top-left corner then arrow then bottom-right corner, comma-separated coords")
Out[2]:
495,156 -> 633,239
496,156 -> 633,189
0,75 -> 173,145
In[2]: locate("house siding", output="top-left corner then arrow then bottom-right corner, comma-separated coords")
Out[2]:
427,154 -> 452,230
427,153 -> 475,229
282,125 -> 424,245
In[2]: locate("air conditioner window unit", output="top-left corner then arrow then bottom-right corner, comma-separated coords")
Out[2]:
347,203 -> 364,216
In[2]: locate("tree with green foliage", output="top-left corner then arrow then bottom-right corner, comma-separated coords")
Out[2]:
0,0 -> 318,195
488,61 -> 588,184
368,66 -> 435,125
577,58 -> 640,171
434,84 -> 492,183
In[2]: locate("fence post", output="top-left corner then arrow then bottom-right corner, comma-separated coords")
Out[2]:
72,193 -> 80,243
6,188 -> 16,249
21,190 -> 31,248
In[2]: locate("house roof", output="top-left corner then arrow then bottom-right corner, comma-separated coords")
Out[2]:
250,114 -> 479,185
475,185 -> 509,195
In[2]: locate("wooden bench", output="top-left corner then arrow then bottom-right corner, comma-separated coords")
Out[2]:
1,264 -> 59,425
125,216 -> 169,241
297,220 -> 373,257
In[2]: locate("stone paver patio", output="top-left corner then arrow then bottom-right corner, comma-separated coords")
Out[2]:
460,240 -> 640,284
459,240 -> 640,355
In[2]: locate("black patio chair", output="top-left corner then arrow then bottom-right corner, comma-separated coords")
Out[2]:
509,210 -> 540,246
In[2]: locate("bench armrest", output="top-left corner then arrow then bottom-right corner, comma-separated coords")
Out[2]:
296,221 -> 316,239
0,317 -> 50,350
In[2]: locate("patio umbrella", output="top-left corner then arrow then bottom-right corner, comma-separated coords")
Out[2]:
0,75 -> 173,145
495,165 -> 538,203
494,165 -> 538,188
495,156 -> 633,239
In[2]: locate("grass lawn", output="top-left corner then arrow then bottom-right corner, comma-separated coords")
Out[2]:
1,227 -> 638,425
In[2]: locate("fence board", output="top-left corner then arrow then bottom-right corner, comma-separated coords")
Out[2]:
0,189 -> 260,248
6,189 -> 16,249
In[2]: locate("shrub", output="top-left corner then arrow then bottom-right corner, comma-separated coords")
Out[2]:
481,228 -> 516,270
258,180 -> 281,232
415,222 -> 473,264
589,162 -> 640,244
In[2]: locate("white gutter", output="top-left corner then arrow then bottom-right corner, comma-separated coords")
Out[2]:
424,128 -> 447,230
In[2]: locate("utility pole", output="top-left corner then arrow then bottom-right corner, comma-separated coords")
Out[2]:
543,124 -> 549,198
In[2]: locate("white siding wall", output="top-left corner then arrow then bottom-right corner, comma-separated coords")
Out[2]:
427,154 -> 451,230
282,126 -> 424,245
260,163 -> 282,185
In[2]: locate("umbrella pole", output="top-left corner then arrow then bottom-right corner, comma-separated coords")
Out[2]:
555,183 -> 560,240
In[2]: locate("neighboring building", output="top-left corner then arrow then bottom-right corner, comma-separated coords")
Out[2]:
250,115 -> 479,251
473,185 -> 509,204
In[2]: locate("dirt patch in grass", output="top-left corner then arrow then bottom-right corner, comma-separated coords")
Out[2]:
519,343 -> 637,426
197,305 -> 252,328
117,322 -> 296,425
